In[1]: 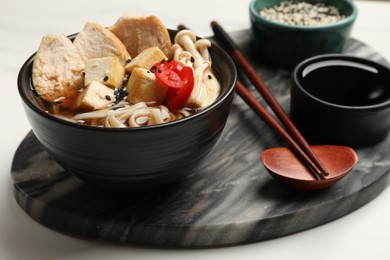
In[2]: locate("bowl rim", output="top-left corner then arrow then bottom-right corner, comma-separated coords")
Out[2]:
249,0 -> 358,30
292,53 -> 390,112
17,30 -> 237,132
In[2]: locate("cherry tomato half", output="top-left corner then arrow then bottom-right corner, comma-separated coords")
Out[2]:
166,66 -> 194,111
157,60 -> 185,73
153,60 -> 194,111
154,65 -> 183,89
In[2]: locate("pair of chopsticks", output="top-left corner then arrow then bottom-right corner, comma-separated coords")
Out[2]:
177,22 -> 328,179
209,21 -> 329,180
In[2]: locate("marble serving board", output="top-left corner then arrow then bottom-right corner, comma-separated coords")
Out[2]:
12,30 -> 390,247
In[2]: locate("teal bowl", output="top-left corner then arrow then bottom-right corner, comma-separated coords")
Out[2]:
249,0 -> 358,66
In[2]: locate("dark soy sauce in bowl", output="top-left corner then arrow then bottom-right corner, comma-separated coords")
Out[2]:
300,60 -> 390,106
291,54 -> 390,147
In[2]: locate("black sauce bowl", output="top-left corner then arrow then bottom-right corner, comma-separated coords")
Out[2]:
18,30 -> 237,191
291,54 -> 390,147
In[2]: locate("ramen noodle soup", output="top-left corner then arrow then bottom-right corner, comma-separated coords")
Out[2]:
32,14 -> 221,128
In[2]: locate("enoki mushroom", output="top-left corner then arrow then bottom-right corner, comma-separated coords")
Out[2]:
171,30 -> 221,108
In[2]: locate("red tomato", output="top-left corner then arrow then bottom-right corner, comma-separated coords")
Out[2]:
166,66 -> 194,111
154,65 -> 182,89
158,60 -> 185,73
153,60 -> 194,111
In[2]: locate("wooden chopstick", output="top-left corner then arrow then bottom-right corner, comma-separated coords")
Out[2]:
235,80 -> 323,180
176,23 -> 327,179
210,21 -> 329,179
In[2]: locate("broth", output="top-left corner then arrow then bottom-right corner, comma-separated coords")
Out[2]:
300,60 -> 390,106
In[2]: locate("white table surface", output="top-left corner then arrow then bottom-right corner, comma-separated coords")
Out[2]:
1,0 -> 390,259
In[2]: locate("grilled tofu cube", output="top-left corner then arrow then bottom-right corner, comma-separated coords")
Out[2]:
84,57 -> 125,88
126,68 -> 167,105
78,80 -> 115,111
125,47 -> 167,73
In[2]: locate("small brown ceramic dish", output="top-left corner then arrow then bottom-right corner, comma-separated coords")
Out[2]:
18,30 -> 237,191
290,54 -> 390,147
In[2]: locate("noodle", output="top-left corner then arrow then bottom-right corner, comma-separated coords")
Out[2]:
72,102 -> 192,128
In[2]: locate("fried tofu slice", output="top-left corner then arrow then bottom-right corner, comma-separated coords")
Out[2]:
32,34 -> 84,107
73,22 -> 130,66
125,47 -> 167,73
110,14 -> 171,58
84,57 -> 125,88
78,80 -> 115,111
126,68 -> 167,105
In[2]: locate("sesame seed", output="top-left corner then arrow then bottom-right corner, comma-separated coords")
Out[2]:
190,56 -> 195,63
113,81 -> 129,104
105,95 -> 111,101
259,1 -> 345,26
208,74 -> 213,79
103,76 -> 109,81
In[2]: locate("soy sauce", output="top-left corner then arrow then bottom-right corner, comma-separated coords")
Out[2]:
300,60 -> 390,106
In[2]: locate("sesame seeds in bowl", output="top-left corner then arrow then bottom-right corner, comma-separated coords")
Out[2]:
249,0 -> 358,66
259,1 -> 347,27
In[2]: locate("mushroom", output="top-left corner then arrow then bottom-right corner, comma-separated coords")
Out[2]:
169,44 -> 184,62
174,30 -> 220,108
195,39 -> 211,62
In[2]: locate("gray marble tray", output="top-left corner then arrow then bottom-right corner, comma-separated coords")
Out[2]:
12,30 -> 390,247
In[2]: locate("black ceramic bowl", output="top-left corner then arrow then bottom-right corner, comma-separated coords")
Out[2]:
18,30 -> 237,191
291,54 -> 390,147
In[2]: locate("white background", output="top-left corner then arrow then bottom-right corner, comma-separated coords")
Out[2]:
1,0 -> 390,259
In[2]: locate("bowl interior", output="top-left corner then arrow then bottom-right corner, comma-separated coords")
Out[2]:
18,29 -> 237,131
293,54 -> 390,110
